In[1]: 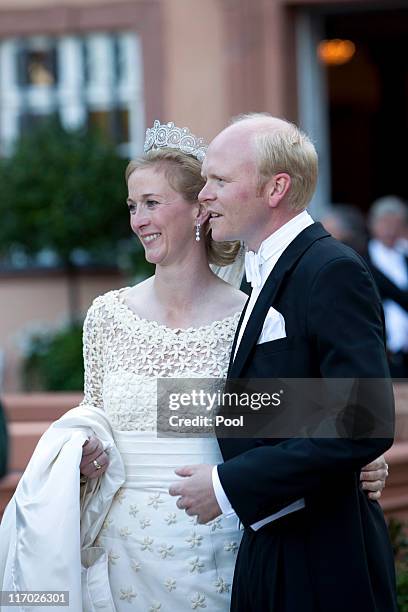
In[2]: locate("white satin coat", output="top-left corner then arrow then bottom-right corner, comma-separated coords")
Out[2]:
0,405 -> 125,612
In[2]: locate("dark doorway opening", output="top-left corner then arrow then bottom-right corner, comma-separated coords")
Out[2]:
324,7 -> 408,212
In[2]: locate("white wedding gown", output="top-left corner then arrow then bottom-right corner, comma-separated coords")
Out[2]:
81,288 -> 243,611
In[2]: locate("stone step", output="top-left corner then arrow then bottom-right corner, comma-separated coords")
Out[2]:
0,471 -> 21,519
3,393 -> 83,422
8,421 -> 51,471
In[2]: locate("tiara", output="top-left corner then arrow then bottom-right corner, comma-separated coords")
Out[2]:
144,120 -> 207,162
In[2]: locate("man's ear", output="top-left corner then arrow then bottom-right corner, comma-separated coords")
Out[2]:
265,173 -> 291,208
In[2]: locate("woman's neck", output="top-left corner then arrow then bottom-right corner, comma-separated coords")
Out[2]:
153,252 -> 218,320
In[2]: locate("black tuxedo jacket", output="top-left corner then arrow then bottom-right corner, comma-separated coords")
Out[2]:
365,251 -> 408,312
217,223 -> 396,611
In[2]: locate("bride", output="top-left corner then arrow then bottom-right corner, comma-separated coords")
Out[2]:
0,120 -> 388,611
79,122 -> 247,610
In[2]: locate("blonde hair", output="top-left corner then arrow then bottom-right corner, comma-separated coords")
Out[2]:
232,113 -> 318,211
125,148 -> 241,266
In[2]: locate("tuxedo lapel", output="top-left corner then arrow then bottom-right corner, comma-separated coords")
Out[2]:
227,298 -> 250,377
229,223 -> 330,378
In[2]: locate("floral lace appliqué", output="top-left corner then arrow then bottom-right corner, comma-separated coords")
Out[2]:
80,289 -> 241,431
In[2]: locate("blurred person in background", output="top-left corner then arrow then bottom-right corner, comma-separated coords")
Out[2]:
0,400 -> 7,478
396,204 -> 408,256
322,205 -> 408,314
321,204 -> 368,254
368,196 -> 408,377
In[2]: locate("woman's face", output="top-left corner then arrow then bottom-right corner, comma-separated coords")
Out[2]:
127,166 -> 200,265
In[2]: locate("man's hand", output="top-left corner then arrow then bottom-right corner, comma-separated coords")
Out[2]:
80,435 -> 109,479
169,464 -> 222,524
360,455 -> 389,500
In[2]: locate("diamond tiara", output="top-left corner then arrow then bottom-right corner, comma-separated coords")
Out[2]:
144,120 -> 207,162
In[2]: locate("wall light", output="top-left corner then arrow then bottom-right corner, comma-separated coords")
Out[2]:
317,39 -> 356,66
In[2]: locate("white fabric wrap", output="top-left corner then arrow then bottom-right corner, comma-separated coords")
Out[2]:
0,405 -> 125,612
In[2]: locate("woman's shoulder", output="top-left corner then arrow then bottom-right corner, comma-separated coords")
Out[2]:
88,278 -> 153,313
86,287 -> 122,314
211,280 -> 247,317
120,276 -> 153,304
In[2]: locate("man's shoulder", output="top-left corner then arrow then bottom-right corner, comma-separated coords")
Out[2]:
300,232 -> 367,273
288,232 -> 373,295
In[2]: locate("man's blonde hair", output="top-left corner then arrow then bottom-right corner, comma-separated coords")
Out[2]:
232,113 -> 318,211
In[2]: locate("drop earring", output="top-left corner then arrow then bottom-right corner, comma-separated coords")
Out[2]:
195,222 -> 201,242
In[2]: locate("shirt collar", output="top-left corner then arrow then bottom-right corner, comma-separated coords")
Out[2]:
247,210 -> 314,263
244,210 -> 314,288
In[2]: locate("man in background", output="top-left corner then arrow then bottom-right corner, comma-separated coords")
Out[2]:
368,196 -> 408,377
0,400 -> 7,478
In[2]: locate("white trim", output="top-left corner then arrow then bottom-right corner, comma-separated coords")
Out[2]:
296,11 -> 331,219
0,39 -> 20,155
58,36 -> 86,130
0,31 -> 144,156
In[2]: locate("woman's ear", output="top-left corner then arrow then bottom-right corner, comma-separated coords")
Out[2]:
195,203 -> 210,225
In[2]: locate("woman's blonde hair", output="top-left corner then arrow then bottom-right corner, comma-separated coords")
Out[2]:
126,148 -> 241,266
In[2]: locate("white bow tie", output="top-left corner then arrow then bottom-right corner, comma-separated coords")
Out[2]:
245,250 -> 264,288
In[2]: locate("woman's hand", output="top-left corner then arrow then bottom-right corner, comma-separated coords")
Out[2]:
80,435 -> 109,479
360,455 -> 389,500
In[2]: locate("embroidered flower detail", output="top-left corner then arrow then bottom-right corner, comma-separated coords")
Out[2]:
186,531 -> 203,548
157,544 -> 174,559
209,517 -> 222,531
224,541 -> 239,553
164,578 -> 177,592
108,550 -> 120,565
214,577 -> 230,593
149,603 -> 162,612
139,517 -> 151,529
120,587 -> 137,602
140,536 -> 154,552
147,493 -> 165,510
129,504 -> 140,517
119,526 -> 132,539
191,592 -> 207,609
80,291 -> 240,431
171,343 -> 186,360
188,516 -> 198,526
188,556 -> 204,573
114,488 -> 126,504
131,560 -> 141,572
101,517 -> 113,532
164,512 -> 177,525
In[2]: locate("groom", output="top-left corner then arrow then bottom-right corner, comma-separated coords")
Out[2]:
169,114 -> 397,611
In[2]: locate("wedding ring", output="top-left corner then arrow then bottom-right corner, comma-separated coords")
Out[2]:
93,459 -> 102,470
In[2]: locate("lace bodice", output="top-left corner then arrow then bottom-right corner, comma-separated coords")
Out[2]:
80,289 -> 241,430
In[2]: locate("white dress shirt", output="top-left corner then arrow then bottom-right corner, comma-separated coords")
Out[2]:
212,210 -> 314,530
368,239 -> 408,352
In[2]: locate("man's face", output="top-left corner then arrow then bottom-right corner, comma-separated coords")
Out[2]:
198,127 -> 270,251
371,212 -> 405,248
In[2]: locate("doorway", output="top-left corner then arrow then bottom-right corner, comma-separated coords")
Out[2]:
324,7 -> 408,211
